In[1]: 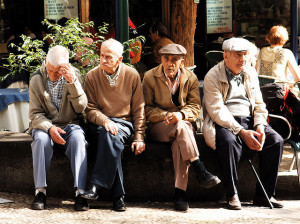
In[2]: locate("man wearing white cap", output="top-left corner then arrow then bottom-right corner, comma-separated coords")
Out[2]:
143,43 -> 221,211
203,37 -> 284,210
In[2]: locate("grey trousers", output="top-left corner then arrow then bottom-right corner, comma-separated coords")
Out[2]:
147,120 -> 199,191
31,124 -> 88,190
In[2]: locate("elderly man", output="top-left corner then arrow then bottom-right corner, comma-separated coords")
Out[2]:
29,45 -> 88,211
82,39 -> 145,211
203,38 -> 284,210
142,43 -> 221,211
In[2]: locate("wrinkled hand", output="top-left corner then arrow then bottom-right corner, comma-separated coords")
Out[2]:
256,125 -> 266,151
49,126 -> 66,145
163,112 -> 183,125
58,63 -> 76,83
238,128 -> 263,151
103,119 -> 118,135
131,141 -> 146,156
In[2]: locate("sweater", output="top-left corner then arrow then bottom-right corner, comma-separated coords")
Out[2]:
84,63 -> 145,142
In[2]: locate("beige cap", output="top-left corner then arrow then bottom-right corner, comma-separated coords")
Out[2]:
158,43 -> 187,55
222,37 -> 250,52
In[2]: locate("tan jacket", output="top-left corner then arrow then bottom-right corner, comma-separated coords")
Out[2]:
203,61 -> 268,150
29,63 -> 87,133
142,64 -> 201,123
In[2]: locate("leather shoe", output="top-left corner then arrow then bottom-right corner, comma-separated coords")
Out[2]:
74,194 -> 89,211
227,194 -> 242,210
31,192 -> 46,210
113,195 -> 126,211
253,196 -> 284,208
81,185 -> 100,200
174,188 -> 189,211
197,172 -> 221,189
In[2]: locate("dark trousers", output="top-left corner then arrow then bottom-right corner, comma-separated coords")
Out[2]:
215,116 -> 284,198
88,118 -> 133,198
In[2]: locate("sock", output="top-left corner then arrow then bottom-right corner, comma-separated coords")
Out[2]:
75,188 -> 85,197
35,188 -> 46,196
191,159 -> 208,179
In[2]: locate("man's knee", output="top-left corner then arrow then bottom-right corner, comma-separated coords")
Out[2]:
32,130 -> 51,148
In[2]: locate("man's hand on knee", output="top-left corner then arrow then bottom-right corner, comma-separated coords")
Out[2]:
163,112 -> 183,125
103,119 -> 118,135
49,126 -> 66,145
238,129 -> 262,151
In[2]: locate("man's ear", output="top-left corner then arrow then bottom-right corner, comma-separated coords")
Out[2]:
118,56 -> 123,62
180,59 -> 185,67
44,58 -> 47,64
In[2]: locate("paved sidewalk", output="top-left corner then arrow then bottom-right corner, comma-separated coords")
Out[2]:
0,192 -> 300,224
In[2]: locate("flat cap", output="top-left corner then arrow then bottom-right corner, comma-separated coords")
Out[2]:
222,37 -> 250,52
158,43 -> 187,55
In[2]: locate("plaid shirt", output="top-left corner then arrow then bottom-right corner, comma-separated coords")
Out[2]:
47,75 -> 66,111
163,68 -> 181,95
103,64 -> 122,87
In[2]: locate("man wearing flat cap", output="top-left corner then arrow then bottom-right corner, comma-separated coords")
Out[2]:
142,43 -> 221,211
203,37 -> 284,210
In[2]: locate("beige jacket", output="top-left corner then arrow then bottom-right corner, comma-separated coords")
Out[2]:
29,63 -> 87,133
203,61 -> 268,150
142,64 -> 201,123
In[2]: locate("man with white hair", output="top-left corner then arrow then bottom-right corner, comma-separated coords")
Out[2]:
82,39 -> 145,211
29,45 -> 89,211
203,37 -> 284,210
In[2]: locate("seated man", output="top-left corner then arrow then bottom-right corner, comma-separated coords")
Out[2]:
203,38 -> 284,210
82,39 -> 145,211
142,43 -> 221,211
29,45 -> 88,211
148,21 -> 173,68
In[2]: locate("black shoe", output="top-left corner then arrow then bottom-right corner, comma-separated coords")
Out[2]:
31,192 -> 46,210
197,171 -> 221,189
191,159 -> 221,189
74,194 -> 89,211
253,196 -> 284,208
174,188 -> 189,211
81,185 -> 100,200
113,195 -> 126,212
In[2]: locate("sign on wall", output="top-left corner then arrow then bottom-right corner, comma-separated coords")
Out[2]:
44,0 -> 78,20
207,0 -> 232,34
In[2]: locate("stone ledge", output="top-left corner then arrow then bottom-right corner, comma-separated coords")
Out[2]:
0,131 -> 299,201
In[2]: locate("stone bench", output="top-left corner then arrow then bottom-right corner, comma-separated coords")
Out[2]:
0,130 -> 269,201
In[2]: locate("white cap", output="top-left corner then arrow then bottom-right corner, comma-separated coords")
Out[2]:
222,37 -> 250,52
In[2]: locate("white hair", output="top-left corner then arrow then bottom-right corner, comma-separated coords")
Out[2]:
46,45 -> 69,67
101,38 -> 124,57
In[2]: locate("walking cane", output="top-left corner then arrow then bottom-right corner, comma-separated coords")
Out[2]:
245,153 -> 273,209
238,135 -> 274,209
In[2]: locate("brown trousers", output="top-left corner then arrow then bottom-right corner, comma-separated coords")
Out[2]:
147,120 -> 199,191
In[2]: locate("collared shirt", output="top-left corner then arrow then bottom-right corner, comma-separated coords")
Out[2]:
103,64 -> 122,87
163,68 -> 181,95
224,65 -> 251,116
47,75 -> 66,111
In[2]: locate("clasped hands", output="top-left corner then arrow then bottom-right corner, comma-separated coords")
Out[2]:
238,125 -> 265,151
103,119 -> 145,156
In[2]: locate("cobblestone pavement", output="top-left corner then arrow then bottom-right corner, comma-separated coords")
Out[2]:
0,192 -> 300,224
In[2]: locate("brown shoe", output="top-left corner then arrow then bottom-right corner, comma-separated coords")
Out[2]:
253,196 -> 284,208
227,194 -> 242,210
